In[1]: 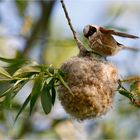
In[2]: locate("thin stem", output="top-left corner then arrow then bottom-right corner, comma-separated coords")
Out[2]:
119,77 -> 140,83
60,0 -> 85,52
117,80 -> 140,107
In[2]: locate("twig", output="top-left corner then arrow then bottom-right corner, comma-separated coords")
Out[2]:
119,76 -> 140,83
60,0 -> 85,52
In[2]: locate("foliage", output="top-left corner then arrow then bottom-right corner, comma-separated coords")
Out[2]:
117,77 -> 140,107
0,57 -> 70,122
0,0 -> 140,139
0,57 -> 139,123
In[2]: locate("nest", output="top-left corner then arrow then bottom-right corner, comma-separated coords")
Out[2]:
58,56 -> 118,120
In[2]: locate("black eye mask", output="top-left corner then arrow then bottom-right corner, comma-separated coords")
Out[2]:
85,26 -> 97,38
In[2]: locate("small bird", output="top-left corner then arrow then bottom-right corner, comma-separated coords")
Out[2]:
83,25 -> 139,56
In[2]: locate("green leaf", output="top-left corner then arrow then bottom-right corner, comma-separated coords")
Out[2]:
15,94 -> 31,122
48,66 -> 54,74
1,81 -> 27,108
0,80 -> 29,113
118,89 -> 133,100
3,92 -> 12,108
41,84 -> 52,114
0,79 -> 28,98
0,57 -> 28,64
57,74 -> 73,95
0,67 -> 12,80
0,57 -> 33,70
46,78 -> 56,105
12,80 -> 29,98
13,66 -> 40,78
51,85 -> 56,105
58,69 -> 65,77
30,75 -> 43,114
0,86 -> 13,98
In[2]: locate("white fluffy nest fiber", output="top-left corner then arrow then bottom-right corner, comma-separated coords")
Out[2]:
58,56 -> 118,120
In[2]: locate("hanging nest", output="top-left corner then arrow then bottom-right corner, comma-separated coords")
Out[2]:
58,55 -> 118,120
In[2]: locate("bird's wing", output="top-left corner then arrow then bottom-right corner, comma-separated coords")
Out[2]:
99,27 -> 139,39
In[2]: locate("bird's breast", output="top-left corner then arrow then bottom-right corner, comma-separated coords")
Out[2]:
89,35 -> 118,56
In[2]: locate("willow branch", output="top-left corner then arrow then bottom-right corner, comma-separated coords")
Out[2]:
60,0 -> 85,52
21,0 -> 55,58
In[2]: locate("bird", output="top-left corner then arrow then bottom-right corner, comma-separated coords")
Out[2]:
83,24 -> 139,57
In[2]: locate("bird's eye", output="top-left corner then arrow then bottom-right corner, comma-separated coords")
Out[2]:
84,26 -> 97,38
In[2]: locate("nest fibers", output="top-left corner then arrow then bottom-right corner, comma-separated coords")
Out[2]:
58,56 -> 118,120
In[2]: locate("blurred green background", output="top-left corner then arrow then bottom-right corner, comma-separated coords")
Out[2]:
0,0 -> 140,139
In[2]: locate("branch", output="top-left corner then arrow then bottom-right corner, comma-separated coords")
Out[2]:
60,0 -> 85,52
21,0 -> 55,58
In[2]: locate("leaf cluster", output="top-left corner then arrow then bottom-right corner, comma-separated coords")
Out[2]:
0,57 -> 69,122
117,77 -> 140,107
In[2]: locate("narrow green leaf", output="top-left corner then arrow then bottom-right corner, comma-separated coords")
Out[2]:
30,75 -> 43,114
3,92 -> 12,108
0,57 -> 24,63
0,86 -> 13,97
47,78 -> 56,105
118,89 -> 133,100
0,79 -> 28,98
13,66 -> 40,78
0,67 -> 12,79
51,85 -> 56,105
0,57 -> 33,70
48,66 -> 54,74
58,69 -> 65,77
0,80 -> 29,114
12,80 -> 29,98
41,84 -> 52,114
15,94 -> 31,122
0,57 -> 30,64
57,74 -> 73,95
1,81 -> 27,108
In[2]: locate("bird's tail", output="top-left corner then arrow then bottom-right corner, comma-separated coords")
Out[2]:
121,46 -> 140,52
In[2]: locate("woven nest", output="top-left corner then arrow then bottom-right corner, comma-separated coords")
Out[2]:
58,56 -> 118,120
